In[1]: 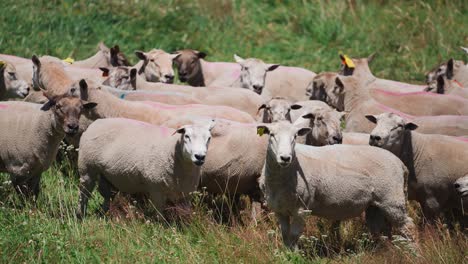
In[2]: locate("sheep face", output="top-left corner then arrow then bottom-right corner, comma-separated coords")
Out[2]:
1,63 -> 29,98
135,50 -> 179,83
366,113 -> 418,148
300,110 -> 344,145
234,55 -> 279,94
258,98 -> 298,123
173,49 -> 206,83
257,121 -> 311,168
101,67 -> 137,90
425,58 -> 463,84
454,176 -> 468,198
175,120 -> 215,166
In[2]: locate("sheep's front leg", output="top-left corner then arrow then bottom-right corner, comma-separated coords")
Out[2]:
76,173 -> 97,220
289,214 -> 305,249
276,213 -> 292,248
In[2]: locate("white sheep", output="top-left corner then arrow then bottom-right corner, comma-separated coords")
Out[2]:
257,121 -> 415,248
76,118 -> 215,218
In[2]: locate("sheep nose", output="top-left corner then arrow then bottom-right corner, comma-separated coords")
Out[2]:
195,154 -> 205,162
370,135 -> 381,141
179,71 -> 187,77
333,135 -> 343,144
253,85 -> 263,92
280,156 -> 291,163
68,123 -> 79,130
454,183 -> 460,189
164,74 -> 174,81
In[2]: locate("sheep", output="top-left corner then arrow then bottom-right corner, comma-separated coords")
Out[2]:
338,54 -> 426,93
0,91 -> 96,199
312,73 -> 468,134
229,55 -> 280,94
76,118 -> 215,218
134,49 -> 180,83
366,112 -> 468,220
101,66 -> 264,118
32,55 -> 74,96
257,97 -> 344,146
425,74 -> 468,99
173,50 -> 316,101
0,61 -> 30,100
71,42 -> 130,68
426,58 -> 468,87
454,175 -> 468,200
257,121 -> 415,248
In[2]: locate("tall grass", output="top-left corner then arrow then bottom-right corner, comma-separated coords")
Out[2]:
0,0 -> 467,263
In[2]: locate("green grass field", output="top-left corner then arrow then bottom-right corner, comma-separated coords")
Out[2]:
1,0 -> 467,263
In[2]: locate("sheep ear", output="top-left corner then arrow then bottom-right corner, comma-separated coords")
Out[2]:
110,46 -> 120,66
40,98 -> 56,111
171,53 -> 181,61
446,58 -> 454,79
135,51 -> 146,61
297,127 -> 312,136
257,104 -> 267,111
174,126 -> 186,135
367,52 -> 377,64
83,102 -> 97,109
436,75 -> 445,94
290,104 -> 302,110
256,125 -> 270,136
404,123 -> 418,131
99,67 -> 110,77
208,119 -> 216,131
79,79 -> 89,101
267,64 -> 280,72
335,76 -> 345,93
365,115 -> 377,124
461,47 -> 468,54
234,54 -> 245,64
98,42 -> 109,52
32,55 -> 41,67
301,113 -> 315,120
196,51 -> 207,59
129,68 -> 138,90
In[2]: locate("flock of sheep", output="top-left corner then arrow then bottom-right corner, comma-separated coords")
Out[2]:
0,43 -> 467,249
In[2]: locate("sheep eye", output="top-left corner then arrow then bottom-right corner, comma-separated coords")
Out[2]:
150,59 -> 155,62
184,134 -> 190,140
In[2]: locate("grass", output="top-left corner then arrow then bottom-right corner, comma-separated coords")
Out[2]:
0,0 -> 467,263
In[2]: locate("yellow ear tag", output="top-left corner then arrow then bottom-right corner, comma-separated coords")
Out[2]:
257,127 -> 265,136
343,55 -> 355,68
0,60 -> 5,67
63,57 -> 75,64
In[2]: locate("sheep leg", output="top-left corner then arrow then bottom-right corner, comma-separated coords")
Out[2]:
148,192 -> 166,216
76,172 -> 97,220
365,206 -> 387,241
11,174 -> 41,201
97,177 -> 116,215
381,203 -> 418,244
289,214 -> 305,249
276,213 -> 292,248
420,196 -> 442,223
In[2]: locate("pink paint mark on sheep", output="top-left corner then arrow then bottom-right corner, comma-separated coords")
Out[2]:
375,103 -> 414,120
0,104 -> 8,110
373,88 -> 466,101
455,137 -> 468,143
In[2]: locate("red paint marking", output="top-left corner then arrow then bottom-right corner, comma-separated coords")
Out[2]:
375,103 -> 414,120
0,104 -> 8,109
455,137 -> 468,143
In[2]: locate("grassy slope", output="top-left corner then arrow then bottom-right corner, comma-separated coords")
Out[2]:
0,0 -> 467,263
